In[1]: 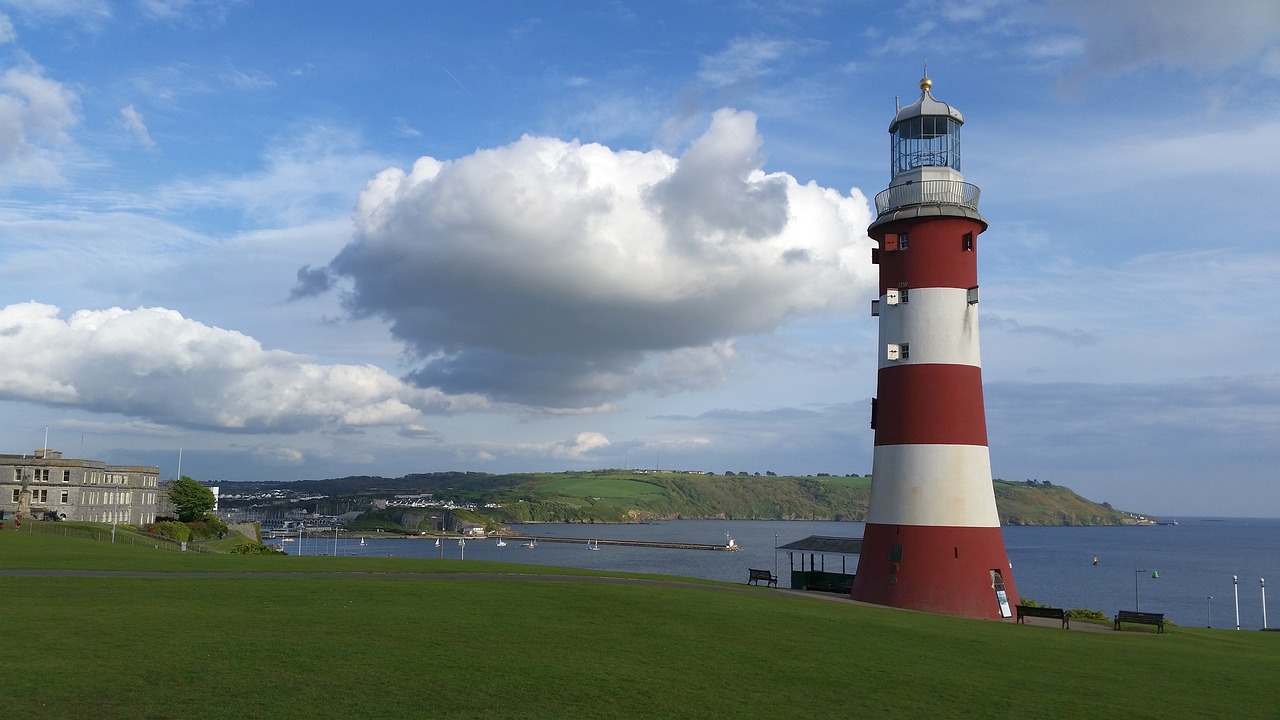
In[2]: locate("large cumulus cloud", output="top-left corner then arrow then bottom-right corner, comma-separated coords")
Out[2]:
322,109 -> 873,409
0,302 -> 483,431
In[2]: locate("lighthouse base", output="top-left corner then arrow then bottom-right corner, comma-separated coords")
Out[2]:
851,522 -> 1017,619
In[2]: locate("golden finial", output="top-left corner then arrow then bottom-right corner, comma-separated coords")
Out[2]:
920,61 -> 931,92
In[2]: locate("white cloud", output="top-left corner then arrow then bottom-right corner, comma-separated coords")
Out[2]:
120,104 -> 155,149
699,38 -> 798,88
0,0 -> 111,25
225,67 -> 274,90
0,13 -> 15,43
139,125 -> 396,226
1050,0 -> 1280,77
325,109 -> 874,409
0,64 -> 79,185
0,302 -> 486,432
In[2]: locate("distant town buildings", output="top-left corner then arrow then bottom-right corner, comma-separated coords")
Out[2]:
0,449 -> 160,525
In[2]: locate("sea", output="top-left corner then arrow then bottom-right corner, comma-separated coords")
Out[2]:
285,517 -> 1280,629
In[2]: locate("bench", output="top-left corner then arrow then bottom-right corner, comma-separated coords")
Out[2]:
748,568 -> 778,588
1015,604 -> 1069,629
1114,610 -> 1165,633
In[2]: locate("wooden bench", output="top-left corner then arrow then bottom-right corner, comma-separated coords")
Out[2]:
1015,604 -> 1069,629
1114,610 -> 1165,633
748,568 -> 778,588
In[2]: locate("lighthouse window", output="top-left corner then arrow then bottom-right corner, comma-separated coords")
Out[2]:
899,287 -> 909,303
892,116 -> 962,175
962,232 -> 974,251
901,343 -> 910,360
871,299 -> 880,317
897,233 -> 908,250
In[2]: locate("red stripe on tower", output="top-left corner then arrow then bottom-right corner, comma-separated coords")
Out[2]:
851,73 -> 1017,619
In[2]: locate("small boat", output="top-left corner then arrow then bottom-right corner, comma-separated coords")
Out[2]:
434,537 -> 441,548
495,537 -> 507,547
587,539 -> 600,551
725,533 -> 738,549
521,539 -> 537,548
359,537 -> 366,547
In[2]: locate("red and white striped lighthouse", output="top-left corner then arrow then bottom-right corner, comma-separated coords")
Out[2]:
850,74 -> 1017,619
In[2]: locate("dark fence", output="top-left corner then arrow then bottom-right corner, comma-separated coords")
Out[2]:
24,521 -> 214,553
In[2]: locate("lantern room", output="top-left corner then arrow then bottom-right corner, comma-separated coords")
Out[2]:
888,74 -> 965,183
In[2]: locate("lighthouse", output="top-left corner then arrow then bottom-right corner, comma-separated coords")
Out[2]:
850,73 -> 1017,619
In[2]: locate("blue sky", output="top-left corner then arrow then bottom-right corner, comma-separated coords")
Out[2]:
0,0 -> 1277,516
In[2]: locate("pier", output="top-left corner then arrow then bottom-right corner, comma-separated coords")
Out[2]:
501,536 -> 741,552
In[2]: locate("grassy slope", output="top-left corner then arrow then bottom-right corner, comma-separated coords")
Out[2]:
2,531 -> 1276,719
489,471 -> 1129,525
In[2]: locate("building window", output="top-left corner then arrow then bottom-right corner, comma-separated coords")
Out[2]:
36,469 -> 49,482
887,343 -> 910,361
60,491 -> 69,504
898,233 -> 908,250
10,489 -> 17,502
870,299 -> 880,317
962,232 -> 974,251
899,287 -> 909,303
967,286 -> 980,305
63,470 -> 71,482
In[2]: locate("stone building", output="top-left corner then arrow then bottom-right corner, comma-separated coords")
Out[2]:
0,449 -> 161,525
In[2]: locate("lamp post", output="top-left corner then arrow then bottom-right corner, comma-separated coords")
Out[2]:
774,533 -> 779,580
1134,568 -> 1157,611
1262,578 -> 1268,630
1207,595 -> 1212,628
1234,575 -> 1240,631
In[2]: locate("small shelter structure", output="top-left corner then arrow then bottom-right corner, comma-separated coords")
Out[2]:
779,535 -> 862,594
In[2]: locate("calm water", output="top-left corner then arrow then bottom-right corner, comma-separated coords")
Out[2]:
287,517 -> 1280,628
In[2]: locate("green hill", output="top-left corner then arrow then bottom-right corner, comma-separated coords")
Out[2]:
223,470 -> 1141,526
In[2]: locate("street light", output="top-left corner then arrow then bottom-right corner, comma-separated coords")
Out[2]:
1262,578 -> 1268,630
1234,575 -> 1241,631
1207,596 -> 1213,628
1134,568 -> 1158,611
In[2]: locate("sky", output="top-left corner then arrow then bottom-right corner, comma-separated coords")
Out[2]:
0,0 -> 1277,517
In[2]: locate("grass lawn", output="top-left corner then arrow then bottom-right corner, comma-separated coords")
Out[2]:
533,475 -> 666,499
2,529 -> 1276,719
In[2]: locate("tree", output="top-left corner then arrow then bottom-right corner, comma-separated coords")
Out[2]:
169,476 -> 215,522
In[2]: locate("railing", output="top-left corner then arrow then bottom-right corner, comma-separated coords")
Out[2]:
874,179 -> 981,216
24,520 -> 214,552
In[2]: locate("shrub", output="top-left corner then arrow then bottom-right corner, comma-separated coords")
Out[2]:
152,520 -> 191,542
230,541 -> 287,555
187,514 -> 228,540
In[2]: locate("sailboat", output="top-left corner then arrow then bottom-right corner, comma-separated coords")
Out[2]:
495,537 -> 507,547
434,537 -> 441,548
587,539 -> 600,551
521,539 -> 537,548
359,537 -> 366,547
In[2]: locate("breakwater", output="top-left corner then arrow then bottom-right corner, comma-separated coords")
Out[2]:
501,535 -> 741,552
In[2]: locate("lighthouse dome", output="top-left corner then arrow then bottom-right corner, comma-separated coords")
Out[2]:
890,74 -> 964,131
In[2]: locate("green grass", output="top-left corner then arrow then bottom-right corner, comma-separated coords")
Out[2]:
814,475 -> 873,490
535,474 -> 666,499
2,530 -> 1276,719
